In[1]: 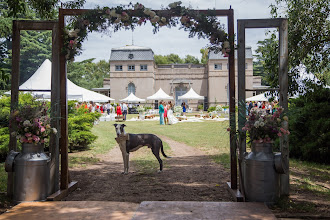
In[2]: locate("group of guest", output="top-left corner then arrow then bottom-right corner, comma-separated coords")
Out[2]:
247,100 -> 279,115
158,100 -> 177,125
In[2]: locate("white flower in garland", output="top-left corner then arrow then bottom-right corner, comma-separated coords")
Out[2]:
151,15 -> 160,23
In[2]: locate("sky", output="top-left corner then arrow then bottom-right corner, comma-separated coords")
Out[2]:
74,0 -> 277,62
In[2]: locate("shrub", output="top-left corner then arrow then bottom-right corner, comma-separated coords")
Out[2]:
288,87 -> 330,164
0,127 -> 9,161
198,104 -> 203,110
68,112 -> 100,151
207,106 -> 216,112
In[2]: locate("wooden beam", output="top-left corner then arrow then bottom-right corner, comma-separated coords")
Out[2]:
16,20 -> 57,30
59,8 -> 69,190
50,22 -> 60,194
226,182 -> 244,202
228,9 -> 237,190
237,20 -> 246,196
237,18 -> 282,28
47,181 -> 78,201
279,19 -> 289,196
60,8 -> 232,16
8,20 -> 20,198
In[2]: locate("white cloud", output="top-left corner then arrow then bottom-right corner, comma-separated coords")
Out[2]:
75,0 -> 277,62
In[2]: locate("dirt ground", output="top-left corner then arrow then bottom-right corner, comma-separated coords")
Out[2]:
64,135 -> 233,203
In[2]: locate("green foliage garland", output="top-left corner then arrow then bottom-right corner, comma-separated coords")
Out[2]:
63,1 -> 230,61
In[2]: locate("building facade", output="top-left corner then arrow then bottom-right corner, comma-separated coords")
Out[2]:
107,45 -> 260,109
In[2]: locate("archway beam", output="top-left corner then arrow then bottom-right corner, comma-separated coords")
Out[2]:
58,8 -> 237,195
237,18 -> 289,197
9,20 -> 60,197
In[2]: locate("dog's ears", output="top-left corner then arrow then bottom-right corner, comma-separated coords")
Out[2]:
113,123 -> 118,127
121,124 -> 126,127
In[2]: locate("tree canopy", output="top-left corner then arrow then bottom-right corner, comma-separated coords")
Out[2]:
256,0 -> 329,93
154,53 -> 201,65
67,59 -> 110,90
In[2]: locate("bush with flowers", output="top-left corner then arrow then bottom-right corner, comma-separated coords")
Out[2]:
215,105 -> 223,112
241,108 -> 290,143
9,102 -> 57,145
136,105 -> 145,113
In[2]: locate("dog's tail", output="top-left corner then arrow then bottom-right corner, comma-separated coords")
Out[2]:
160,141 -> 171,158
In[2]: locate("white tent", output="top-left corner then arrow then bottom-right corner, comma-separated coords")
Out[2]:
246,93 -> 276,102
6,59 -> 114,102
178,88 -> 204,100
120,93 -> 145,102
147,88 -> 174,100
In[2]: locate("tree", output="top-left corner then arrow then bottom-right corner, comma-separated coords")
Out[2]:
184,55 -> 200,64
256,0 -> 329,93
253,60 -> 269,86
67,59 -> 110,90
154,53 -> 202,65
200,48 -> 208,64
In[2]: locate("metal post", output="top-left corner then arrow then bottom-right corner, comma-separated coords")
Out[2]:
228,9 -> 237,190
279,19 -> 289,196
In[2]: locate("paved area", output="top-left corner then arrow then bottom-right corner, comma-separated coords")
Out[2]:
0,201 -> 276,220
132,201 -> 276,220
0,201 -> 139,220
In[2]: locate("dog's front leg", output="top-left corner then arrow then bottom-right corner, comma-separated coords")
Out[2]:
121,150 -> 130,174
124,153 -> 129,174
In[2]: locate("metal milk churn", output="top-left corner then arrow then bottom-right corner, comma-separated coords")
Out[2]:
5,143 -> 50,202
243,142 -> 286,204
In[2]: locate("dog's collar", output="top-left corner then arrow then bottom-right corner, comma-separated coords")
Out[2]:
115,134 -> 129,143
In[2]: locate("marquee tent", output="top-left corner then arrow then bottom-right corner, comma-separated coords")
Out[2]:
6,59 -> 114,102
120,93 -> 145,102
246,93 -> 275,102
147,88 -> 174,100
178,88 -> 204,100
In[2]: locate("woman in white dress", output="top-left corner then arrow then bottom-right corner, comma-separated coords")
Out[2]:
167,101 -> 178,125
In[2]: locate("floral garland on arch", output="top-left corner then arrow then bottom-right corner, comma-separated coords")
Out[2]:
63,1 -> 231,61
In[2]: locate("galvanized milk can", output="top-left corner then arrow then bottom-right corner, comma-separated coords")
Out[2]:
5,143 -> 50,202
243,142 -> 285,204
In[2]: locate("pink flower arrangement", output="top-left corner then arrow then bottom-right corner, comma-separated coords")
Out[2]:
10,102 -> 57,145
242,107 -> 289,143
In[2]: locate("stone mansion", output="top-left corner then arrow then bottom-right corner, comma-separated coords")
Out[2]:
97,45 -> 263,109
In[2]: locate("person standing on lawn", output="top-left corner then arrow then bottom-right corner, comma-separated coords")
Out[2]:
116,103 -> 122,116
159,100 -> 165,125
122,102 -> 128,121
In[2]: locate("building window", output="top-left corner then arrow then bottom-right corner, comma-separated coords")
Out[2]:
115,65 -> 122,71
128,83 -> 136,95
128,53 -> 134,59
245,63 -> 248,69
140,64 -> 148,71
128,65 -> 135,71
214,63 -> 222,70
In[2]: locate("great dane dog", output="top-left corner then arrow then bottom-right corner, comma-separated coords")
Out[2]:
113,124 -> 170,174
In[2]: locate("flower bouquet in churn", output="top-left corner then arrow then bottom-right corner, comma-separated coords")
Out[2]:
242,107 -> 289,144
10,102 -> 57,145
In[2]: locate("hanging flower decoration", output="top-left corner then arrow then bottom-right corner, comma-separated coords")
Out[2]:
63,1 -> 230,61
